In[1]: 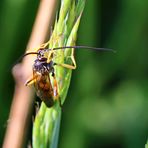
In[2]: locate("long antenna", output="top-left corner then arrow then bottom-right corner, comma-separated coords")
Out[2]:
52,45 -> 115,52
15,52 -> 38,64
16,45 -> 115,64
22,52 -> 39,57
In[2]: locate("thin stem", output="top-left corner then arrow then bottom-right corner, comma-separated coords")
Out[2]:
3,0 -> 57,147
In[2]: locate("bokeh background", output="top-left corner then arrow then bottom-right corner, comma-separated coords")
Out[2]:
0,0 -> 148,147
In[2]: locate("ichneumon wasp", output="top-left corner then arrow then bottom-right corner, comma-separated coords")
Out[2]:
22,42 -> 114,107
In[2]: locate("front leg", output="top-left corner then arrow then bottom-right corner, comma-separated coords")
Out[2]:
54,63 -> 76,69
25,75 -> 37,86
53,48 -> 77,70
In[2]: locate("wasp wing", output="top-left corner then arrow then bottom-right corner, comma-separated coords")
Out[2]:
33,69 -> 54,107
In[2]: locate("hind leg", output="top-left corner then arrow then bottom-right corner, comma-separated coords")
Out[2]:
51,72 -> 62,107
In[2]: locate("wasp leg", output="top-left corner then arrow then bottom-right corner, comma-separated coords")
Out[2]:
40,41 -> 50,48
52,72 -> 62,107
26,41 -> 50,53
25,76 -> 37,86
71,48 -> 77,68
55,63 -> 76,69
54,48 -> 77,69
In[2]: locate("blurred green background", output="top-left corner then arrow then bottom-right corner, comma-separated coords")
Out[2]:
0,0 -> 148,147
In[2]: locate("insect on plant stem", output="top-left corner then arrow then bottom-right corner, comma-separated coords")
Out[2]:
22,45 -> 114,108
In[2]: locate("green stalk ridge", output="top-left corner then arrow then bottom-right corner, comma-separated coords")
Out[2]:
32,0 -> 85,147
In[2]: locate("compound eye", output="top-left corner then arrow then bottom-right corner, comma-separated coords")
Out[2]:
37,50 -> 44,58
39,50 -> 44,56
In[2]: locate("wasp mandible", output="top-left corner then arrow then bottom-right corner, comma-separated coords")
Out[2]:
22,42 -> 113,107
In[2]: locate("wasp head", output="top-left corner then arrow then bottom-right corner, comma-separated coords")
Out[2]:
37,49 -> 47,62
34,49 -> 54,74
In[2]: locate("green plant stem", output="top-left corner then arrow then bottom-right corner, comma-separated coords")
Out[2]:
32,0 -> 85,147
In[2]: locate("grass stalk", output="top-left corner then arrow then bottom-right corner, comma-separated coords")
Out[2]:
32,0 -> 85,147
